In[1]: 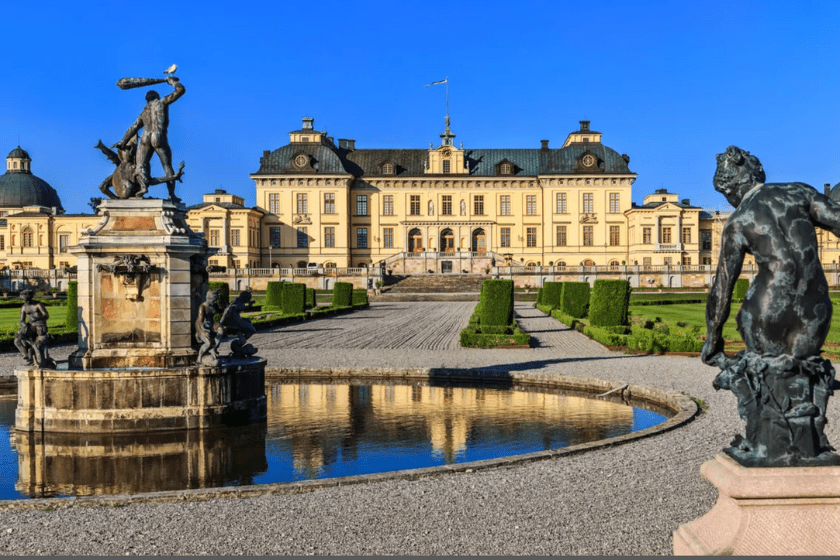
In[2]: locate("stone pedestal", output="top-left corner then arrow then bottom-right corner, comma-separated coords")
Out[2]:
673,453 -> 840,555
68,198 -> 204,369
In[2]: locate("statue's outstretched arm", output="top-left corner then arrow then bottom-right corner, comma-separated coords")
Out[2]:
702,223 -> 746,365
162,78 -> 185,105
116,117 -> 143,148
810,193 -> 840,237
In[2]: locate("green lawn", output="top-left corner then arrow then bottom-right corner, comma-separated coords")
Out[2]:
0,306 -> 69,335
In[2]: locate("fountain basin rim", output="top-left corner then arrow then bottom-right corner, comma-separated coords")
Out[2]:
0,368 -> 698,511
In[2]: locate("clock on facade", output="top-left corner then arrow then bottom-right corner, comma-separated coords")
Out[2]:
582,154 -> 595,168
294,154 -> 308,167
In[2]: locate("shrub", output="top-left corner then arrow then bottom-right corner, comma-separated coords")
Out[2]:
305,288 -> 316,309
560,282 -> 590,318
478,279 -> 514,326
536,287 -> 543,306
265,281 -> 284,311
589,279 -> 630,326
65,280 -> 78,333
550,308 -> 580,329
208,282 -> 230,310
582,325 -> 626,347
460,322 -> 530,347
542,282 -> 564,309
733,278 -> 749,300
333,282 -> 353,307
352,289 -> 369,306
281,283 -> 306,315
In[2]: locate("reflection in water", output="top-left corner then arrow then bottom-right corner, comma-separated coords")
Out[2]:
0,379 -> 668,499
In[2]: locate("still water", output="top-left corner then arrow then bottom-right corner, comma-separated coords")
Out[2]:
0,379 -> 668,500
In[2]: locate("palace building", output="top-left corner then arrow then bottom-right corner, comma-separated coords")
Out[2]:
2,119 -> 839,280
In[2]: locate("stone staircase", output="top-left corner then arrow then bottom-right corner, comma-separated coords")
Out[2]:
376,274 -> 487,301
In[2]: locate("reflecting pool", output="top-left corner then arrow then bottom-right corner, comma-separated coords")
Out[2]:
0,379 -> 668,500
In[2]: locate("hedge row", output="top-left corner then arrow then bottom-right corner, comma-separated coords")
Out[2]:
460,323 -> 530,348
265,281 -> 285,310
333,282 -> 353,307
561,282 -> 590,318
630,298 -> 706,306
352,290 -> 369,306
66,280 -> 78,333
306,288 -> 316,309
589,279 -> 630,327
733,278 -> 749,301
478,279 -> 514,326
282,283 -> 306,314
208,282 -> 230,310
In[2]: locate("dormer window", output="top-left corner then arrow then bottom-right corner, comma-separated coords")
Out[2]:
500,163 -> 512,175
301,137 -> 309,143
382,163 -> 395,175
442,160 -> 451,174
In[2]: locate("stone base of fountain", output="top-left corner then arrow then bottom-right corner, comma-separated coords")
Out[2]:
15,358 -> 266,433
673,453 -> 840,555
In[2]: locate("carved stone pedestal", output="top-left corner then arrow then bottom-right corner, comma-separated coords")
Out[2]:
673,453 -> 840,555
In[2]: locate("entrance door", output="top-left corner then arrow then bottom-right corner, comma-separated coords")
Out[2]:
441,260 -> 453,273
441,229 -> 455,252
472,228 -> 487,252
408,228 -> 423,252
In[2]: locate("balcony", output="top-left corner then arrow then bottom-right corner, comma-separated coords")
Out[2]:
655,243 -> 683,252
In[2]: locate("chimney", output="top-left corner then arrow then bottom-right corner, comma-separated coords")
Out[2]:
327,136 -> 334,145
338,138 -> 348,149
540,139 -> 549,150
826,183 -> 831,196
682,199 -> 690,205
347,139 -> 355,151
580,120 -> 590,132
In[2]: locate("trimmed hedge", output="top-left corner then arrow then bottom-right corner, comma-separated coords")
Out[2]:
589,279 -> 630,327
281,283 -> 306,315
352,289 -> 369,306
208,282 -> 230,310
265,281 -> 284,311
333,282 -> 353,307
560,282 -> 590,318
65,280 -> 78,333
478,279 -> 514,326
460,322 -> 530,348
306,288 -> 316,309
733,278 -> 749,300
536,287 -> 543,306
630,298 -> 706,306
542,282 -> 564,309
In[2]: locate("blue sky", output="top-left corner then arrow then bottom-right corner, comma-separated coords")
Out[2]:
0,0 -> 837,214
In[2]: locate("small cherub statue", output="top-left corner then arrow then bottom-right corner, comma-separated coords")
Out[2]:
14,289 -> 56,369
220,291 -> 257,359
195,289 -> 224,366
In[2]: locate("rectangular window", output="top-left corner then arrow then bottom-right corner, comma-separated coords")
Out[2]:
296,193 -> 307,214
357,227 -> 368,248
662,227 -> 672,244
702,257 -> 712,265
583,225 -> 593,246
59,234 -> 69,253
383,195 -> 393,216
643,227 -> 651,244
609,225 -> 620,246
526,195 -> 537,215
500,195 -> 511,216
442,160 -> 451,173
556,225 -> 567,246
643,257 -> 652,269
442,195 -> 452,215
410,195 -> 421,216
683,256 -> 692,266
682,227 -> 691,244
383,228 -> 394,249
583,193 -> 594,213
297,227 -> 308,248
609,193 -> 620,213
473,195 -> 484,215
324,193 -> 335,214
556,193 -> 567,214
231,229 -> 241,246
702,230 -> 712,250
500,227 -> 511,248
0,235 -> 4,250
324,227 -> 335,248
270,227 -> 280,248
210,229 -> 220,246
664,257 -> 672,266
269,193 -> 280,214
356,195 -> 368,216
526,227 -> 537,247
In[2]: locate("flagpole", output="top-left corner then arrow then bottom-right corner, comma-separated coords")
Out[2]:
445,76 -> 449,119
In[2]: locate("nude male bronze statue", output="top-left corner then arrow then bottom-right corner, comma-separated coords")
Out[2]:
702,145 -> 840,467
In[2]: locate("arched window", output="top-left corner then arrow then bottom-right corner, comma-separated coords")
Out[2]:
382,163 -> 394,175
296,260 -> 307,269
271,262 -> 281,268
609,260 -> 620,269
500,163 -> 512,175
526,261 -> 537,266
324,262 -> 337,268
358,262 -> 368,268
22,227 -> 33,248
556,261 -> 566,268
582,259 -> 595,267
408,228 -> 423,252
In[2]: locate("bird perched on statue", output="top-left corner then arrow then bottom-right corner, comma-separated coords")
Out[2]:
164,64 -> 178,75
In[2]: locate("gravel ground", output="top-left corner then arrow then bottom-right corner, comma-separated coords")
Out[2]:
0,302 -> 836,555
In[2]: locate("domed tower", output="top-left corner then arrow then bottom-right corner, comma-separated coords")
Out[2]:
0,147 -> 64,212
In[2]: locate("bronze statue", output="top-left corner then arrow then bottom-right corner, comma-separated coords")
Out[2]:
702,145 -> 840,467
14,289 -> 55,369
220,291 -> 257,359
113,75 -> 186,203
95,137 -> 184,200
195,289 -> 224,366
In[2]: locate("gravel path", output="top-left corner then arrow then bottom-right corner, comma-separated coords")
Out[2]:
0,302 -> 836,555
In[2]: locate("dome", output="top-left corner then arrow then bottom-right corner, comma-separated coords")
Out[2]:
0,148 -> 64,211
8,146 -> 30,159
